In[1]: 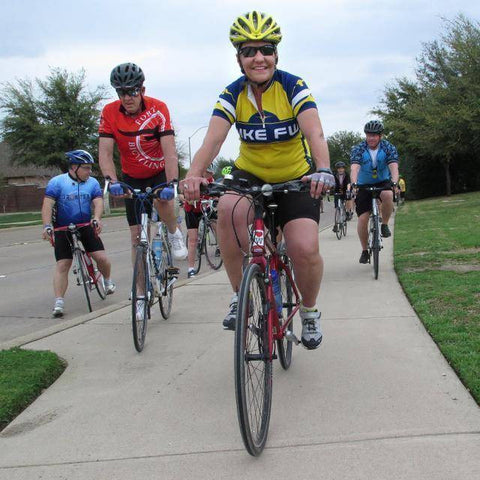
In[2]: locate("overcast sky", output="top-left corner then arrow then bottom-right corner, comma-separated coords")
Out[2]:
1,0 -> 479,165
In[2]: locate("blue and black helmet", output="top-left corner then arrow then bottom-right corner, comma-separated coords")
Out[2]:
65,150 -> 95,164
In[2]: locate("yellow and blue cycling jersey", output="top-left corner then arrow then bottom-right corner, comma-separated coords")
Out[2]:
213,69 -> 317,183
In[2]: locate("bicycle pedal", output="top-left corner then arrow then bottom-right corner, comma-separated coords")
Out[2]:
284,330 -> 300,345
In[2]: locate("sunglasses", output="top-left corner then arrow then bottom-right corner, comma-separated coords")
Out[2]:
239,45 -> 276,58
116,87 -> 141,98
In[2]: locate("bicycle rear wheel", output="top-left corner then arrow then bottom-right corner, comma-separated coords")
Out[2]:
334,208 -> 342,240
75,250 -> 92,313
204,221 -> 222,270
277,258 -> 294,370
159,230 -> 174,319
132,246 -> 149,352
235,263 -> 272,456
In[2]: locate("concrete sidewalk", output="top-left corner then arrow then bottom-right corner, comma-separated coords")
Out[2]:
1,219 -> 479,479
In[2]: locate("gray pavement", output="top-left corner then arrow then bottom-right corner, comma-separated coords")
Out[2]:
0,216 -> 479,479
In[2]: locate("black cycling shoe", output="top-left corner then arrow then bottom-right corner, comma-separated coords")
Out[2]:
381,224 -> 391,238
359,250 -> 370,264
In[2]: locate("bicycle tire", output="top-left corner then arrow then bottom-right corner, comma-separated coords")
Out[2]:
277,258 -> 294,370
159,229 -> 173,319
204,221 -> 222,270
235,263 -> 272,456
76,250 -> 92,313
132,246 -> 148,352
95,273 -> 106,299
372,217 -> 380,280
192,221 -> 203,275
334,208 -> 342,240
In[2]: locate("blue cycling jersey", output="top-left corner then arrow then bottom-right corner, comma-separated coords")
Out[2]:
45,173 -> 102,226
350,140 -> 398,185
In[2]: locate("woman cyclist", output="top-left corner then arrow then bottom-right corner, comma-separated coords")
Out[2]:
182,11 -> 333,350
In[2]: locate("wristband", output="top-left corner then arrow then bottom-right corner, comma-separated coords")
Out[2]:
43,224 -> 52,230
316,167 -> 333,174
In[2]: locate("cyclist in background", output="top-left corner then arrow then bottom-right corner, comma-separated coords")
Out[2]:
183,167 -> 215,278
350,120 -> 399,264
332,161 -> 353,232
41,150 -> 115,317
98,62 -> 187,264
182,11 -> 334,350
398,175 -> 406,203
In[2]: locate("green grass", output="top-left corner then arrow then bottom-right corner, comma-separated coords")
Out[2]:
0,348 -> 66,431
0,208 -> 126,229
394,191 -> 480,403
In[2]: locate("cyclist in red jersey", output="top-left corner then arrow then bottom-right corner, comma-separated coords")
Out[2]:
98,62 -> 187,262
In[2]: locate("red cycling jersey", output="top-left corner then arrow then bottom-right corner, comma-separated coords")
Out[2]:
99,96 -> 174,179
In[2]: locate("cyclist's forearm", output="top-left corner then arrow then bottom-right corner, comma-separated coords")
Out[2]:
388,162 -> 399,183
350,164 -> 360,184
92,197 -> 104,221
41,197 -> 55,226
161,135 -> 179,182
99,137 -> 118,181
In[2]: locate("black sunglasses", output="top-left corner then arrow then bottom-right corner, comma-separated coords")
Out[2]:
239,45 -> 276,58
116,87 -> 141,98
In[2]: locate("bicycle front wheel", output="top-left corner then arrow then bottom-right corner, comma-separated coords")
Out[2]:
159,232 -> 173,319
235,263 -> 272,456
371,216 -> 380,280
132,246 -> 149,352
204,221 -> 222,270
192,222 -> 203,275
75,250 -> 92,313
277,258 -> 294,370
334,208 -> 342,240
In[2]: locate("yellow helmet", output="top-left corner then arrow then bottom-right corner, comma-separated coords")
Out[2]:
229,11 -> 282,47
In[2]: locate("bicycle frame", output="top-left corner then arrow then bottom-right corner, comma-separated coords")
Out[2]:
247,196 -> 302,360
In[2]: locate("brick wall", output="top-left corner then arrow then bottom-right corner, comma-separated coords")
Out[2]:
0,184 -> 46,213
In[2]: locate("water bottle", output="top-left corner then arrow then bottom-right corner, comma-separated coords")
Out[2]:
271,269 -> 283,317
152,234 -> 162,269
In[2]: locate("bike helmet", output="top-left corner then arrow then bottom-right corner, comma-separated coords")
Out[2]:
229,11 -> 282,48
110,63 -> 145,89
65,150 -> 95,164
221,165 -> 233,175
364,120 -> 384,134
335,161 -> 346,168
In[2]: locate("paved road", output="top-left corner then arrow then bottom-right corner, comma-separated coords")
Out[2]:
1,213 -> 479,479
0,203 -> 335,345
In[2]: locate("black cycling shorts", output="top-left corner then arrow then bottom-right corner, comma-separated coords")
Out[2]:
185,210 -> 202,230
54,225 -> 104,261
123,171 -> 167,226
355,181 -> 392,216
229,167 -> 320,229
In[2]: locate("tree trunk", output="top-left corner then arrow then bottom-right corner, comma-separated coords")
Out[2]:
444,159 -> 452,196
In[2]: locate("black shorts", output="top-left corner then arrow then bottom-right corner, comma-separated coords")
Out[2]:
230,167 -> 320,229
123,171 -> 167,226
333,193 -> 346,209
54,225 -> 104,261
185,210 -> 202,229
355,181 -> 392,216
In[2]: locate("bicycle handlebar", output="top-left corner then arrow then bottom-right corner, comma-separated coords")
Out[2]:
104,176 -> 177,199
47,222 -> 94,247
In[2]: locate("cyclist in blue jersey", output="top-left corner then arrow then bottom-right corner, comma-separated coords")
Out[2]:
350,121 -> 399,264
182,11 -> 333,350
41,150 -> 116,317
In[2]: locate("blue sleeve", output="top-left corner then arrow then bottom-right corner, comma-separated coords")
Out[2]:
383,141 -> 399,163
350,144 -> 364,165
45,177 -> 60,199
90,178 -> 103,199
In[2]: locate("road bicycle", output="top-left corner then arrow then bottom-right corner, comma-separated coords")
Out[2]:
105,178 -> 178,352
47,222 -> 106,313
191,199 -> 222,275
206,178 -> 310,456
357,184 -> 395,280
333,193 -> 348,240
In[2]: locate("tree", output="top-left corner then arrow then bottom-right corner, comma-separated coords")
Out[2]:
327,130 -> 363,168
0,68 -> 108,173
374,15 -> 480,198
